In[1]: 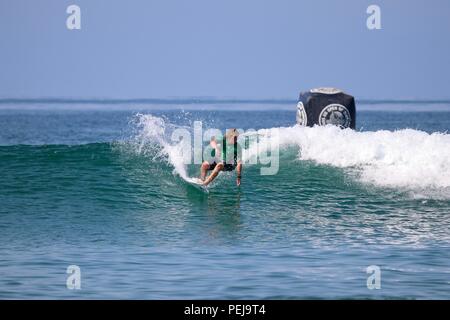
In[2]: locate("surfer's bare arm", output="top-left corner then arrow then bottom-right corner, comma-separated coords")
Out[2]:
236,161 -> 242,186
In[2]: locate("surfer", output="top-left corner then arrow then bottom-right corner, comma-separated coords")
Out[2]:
200,128 -> 242,187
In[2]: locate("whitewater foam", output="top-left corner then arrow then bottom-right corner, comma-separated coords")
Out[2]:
131,114 -> 190,180
273,125 -> 450,192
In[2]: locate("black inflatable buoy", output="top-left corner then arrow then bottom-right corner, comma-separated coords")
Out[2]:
296,87 -> 356,129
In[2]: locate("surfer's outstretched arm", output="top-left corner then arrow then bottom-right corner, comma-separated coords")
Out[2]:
236,161 -> 242,186
202,162 -> 224,186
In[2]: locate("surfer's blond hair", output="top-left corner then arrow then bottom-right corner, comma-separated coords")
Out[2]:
225,128 -> 239,143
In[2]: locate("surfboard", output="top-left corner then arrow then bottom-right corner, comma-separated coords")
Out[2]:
184,177 -> 209,193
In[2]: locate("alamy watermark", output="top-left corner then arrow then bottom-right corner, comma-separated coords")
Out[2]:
66,5 -> 81,30
366,265 -> 381,290
66,4 -> 381,32
160,121 -> 280,175
66,265 -> 81,290
367,5 -> 382,30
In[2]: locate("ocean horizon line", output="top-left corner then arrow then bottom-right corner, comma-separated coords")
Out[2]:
1,97 -> 450,105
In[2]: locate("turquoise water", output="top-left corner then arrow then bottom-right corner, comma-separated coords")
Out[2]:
1,102 -> 450,299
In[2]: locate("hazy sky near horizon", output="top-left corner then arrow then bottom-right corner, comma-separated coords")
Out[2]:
1,0 -> 449,100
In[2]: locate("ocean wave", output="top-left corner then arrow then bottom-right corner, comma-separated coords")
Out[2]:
129,114 -> 450,196
3,113 -> 449,198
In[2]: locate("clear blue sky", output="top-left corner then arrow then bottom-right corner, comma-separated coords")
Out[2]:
0,0 -> 449,100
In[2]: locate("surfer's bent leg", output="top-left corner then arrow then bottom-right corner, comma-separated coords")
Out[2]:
202,162 -> 224,186
200,161 -> 211,181
236,161 -> 242,186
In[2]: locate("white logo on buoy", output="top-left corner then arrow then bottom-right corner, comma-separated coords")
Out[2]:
296,102 -> 308,126
310,87 -> 342,95
319,104 -> 351,128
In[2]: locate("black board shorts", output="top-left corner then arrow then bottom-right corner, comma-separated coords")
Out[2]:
209,161 -> 236,172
